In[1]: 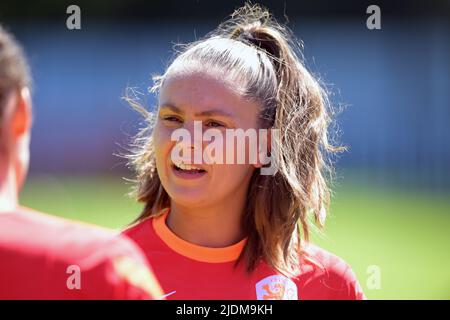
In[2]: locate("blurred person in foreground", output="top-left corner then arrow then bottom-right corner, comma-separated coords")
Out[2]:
0,24 -> 163,300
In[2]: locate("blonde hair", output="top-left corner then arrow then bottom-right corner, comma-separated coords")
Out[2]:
126,3 -> 344,276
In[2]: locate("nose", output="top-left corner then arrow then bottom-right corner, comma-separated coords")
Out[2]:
173,120 -> 203,164
180,120 -> 202,149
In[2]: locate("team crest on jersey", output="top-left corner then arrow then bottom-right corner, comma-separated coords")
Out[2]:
255,275 -> 298,300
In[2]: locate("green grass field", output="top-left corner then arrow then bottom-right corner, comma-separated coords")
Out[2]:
19,174 -> 450,300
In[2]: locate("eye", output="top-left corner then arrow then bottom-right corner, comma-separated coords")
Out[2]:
162,115 -> 183,124
204,120 -> 225,128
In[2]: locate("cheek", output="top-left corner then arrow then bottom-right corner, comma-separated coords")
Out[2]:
220,135 -> 259,166
212,163 -> 254,192
206,163 -> 254,204
153,125 -> 174,172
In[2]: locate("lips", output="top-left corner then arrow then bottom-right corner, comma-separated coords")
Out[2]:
172,162 -> 207,173
171,161 -> 207,179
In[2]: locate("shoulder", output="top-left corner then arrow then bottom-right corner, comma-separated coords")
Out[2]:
122,215 -> 154,244
297,243 -> 366,300
0,206 -> 122,258
0,207 -> 162,299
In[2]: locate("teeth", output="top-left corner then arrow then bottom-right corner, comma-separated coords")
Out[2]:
175,162 -> 204,171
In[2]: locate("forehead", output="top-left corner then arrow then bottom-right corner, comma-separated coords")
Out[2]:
159,69 -> 259,121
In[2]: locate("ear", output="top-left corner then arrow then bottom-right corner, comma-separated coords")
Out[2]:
11,87 -> 32,139
253,128 -> 272,169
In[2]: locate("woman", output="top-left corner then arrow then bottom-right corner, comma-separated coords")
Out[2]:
122,3 -> 365,300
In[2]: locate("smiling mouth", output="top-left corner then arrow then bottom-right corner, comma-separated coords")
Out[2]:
172,162 -> 207,174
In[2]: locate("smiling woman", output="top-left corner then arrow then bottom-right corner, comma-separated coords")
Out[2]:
122,3 -> 364,300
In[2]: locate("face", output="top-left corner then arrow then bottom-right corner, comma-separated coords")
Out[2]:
153,69 -> 262,209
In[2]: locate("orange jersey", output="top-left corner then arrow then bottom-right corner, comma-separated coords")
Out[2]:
0,207 -> 163,299
123,208 -> 366,300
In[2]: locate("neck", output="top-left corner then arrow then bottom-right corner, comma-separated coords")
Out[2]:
0,161 -> 18,213
167,191 -> 248,248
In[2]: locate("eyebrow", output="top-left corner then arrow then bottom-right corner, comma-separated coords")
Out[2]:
159,103 -> 235,118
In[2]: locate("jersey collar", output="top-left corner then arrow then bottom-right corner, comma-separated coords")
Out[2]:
152,208 -> 247,263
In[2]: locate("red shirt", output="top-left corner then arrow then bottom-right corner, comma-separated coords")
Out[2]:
123,208 -> 366,300
0,207 -> 163,299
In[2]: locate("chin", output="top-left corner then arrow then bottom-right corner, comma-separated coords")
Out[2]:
166,186 -> 212,208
